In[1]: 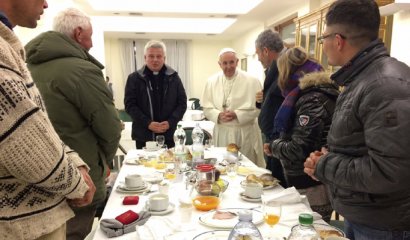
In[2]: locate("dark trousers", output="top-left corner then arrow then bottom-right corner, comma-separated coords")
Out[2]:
262,133 -> 288,188
66,205 -> 96,240
265,154 -> 288,188
345,220 -> 410,240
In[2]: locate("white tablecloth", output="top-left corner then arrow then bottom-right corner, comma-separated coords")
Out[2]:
92,147 -> 323,240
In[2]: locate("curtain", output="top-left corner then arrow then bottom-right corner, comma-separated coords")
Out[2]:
119,39 -> 136,88
163,40 -> 189,90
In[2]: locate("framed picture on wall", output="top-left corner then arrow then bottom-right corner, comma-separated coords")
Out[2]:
241,58 -> 247,71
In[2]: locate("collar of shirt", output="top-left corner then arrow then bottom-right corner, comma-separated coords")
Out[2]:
0,11 -> 13,30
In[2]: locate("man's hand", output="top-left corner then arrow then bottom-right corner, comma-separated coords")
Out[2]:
159,121 -> 170,132
303,151 -> 324,181
68,167 -> 96,208
148,121 -> 166,133
263,143 -> 272,156
256,91 -> 263,103
218,110 -> 236,123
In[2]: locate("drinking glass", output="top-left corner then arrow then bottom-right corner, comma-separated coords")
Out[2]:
262,198 -> 282,240
164,166 -> 177,181
156,135 -> 165,149
226,161 -> 238,178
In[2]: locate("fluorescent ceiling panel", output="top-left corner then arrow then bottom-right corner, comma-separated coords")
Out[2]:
93,16 -> 236,34
86,0 -> 262,14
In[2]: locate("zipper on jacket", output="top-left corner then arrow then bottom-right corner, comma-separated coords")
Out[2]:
146,81 -> 155,140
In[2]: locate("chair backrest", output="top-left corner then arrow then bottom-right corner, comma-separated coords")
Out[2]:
188,98 -> 201,110
118,109 -> 132,122
183,126 -> 212,145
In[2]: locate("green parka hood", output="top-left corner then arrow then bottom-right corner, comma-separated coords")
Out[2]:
25,31 -> 104,69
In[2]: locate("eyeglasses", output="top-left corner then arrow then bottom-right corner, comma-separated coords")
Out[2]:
317,33 -> 346,44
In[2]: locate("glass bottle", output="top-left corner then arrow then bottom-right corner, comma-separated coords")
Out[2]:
228,210 -> 264,240
191,123 -> 204,168
173,124 -> 186,170
288,213 -> 319,240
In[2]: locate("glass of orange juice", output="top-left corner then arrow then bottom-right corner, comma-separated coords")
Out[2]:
143,156 -> 156,168
261,197 -> 282,240
154,158 -> 166,170
164,167 -> 177,180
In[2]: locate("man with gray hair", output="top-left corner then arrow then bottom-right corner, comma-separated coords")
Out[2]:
25,7 -> 122,240
202,48 -> 264,167
254,29 -> 287,187
125,40 -> 187,149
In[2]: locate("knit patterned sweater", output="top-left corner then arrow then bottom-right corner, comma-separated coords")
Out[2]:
0,23 -> 89,239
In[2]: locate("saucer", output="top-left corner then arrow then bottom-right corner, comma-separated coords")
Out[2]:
145,203 -> 175,216
115,183 -> 151,193
142,174 -> 164,184
118,182 -> 147,191
144,147 -> 161,152
240,192 -> 261,202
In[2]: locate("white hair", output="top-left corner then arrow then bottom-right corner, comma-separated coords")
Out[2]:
53,8 -> 91,37
144,40 -> 167,56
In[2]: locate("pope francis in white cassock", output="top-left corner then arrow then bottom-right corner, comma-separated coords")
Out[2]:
201,48 -> 265,167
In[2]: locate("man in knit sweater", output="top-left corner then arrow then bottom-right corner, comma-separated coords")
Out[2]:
0,1 -> 96,240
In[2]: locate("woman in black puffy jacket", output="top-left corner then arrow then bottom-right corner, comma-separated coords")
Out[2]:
267,47 -> 339,222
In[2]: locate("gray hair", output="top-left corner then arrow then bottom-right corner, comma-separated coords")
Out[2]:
53,8 -> 91,37
255,29 -> 284,53
144,40 -> 167,56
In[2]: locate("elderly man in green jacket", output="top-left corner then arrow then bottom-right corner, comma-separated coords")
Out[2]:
25,8 -> 122,240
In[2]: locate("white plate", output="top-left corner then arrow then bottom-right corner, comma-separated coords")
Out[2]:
115,183 -> 151,193
240,180 -> 278,190
240,192 -> 261,202
145,203 -> 175,216
312,223 -> 345,238
198,208 -> 264,229
123,158 -> 140,165
193,230 -> 231,240
142,174 -> 163,184
144,147 -> 161,152
236,166 -> 271,176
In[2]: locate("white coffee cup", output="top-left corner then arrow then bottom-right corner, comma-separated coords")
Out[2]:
125,174 -> 144,188
148,193 -> 169,211
146,141 -> 157,150
244,182 -> 263,199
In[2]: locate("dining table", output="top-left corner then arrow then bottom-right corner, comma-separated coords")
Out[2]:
91,147 -> 326,240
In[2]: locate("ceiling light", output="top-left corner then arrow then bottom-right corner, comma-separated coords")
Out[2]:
85,0 -> 262,14
93,16 -> 237,34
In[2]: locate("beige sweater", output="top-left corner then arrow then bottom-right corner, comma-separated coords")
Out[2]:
0,23 -> 89,239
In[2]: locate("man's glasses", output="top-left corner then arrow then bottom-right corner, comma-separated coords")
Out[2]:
317,33 -> 346,44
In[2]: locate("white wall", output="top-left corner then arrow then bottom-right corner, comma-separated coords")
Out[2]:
391,10 -> 410,66
232,25 -> 265,84
189,40 -> 231,99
